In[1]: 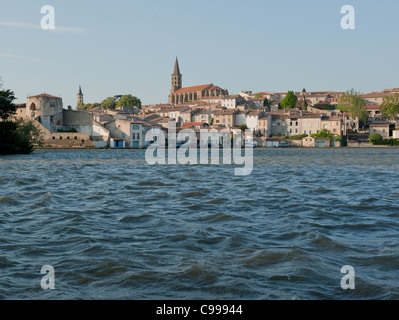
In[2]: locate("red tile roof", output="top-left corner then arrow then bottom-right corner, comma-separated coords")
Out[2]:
366,105 -> 381,109
180,122 -> 208,128
28,93 -> 60,99
172,84 -> 212,95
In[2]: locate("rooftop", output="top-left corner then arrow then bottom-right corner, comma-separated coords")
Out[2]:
28,93 -> 61,99
172,84 -> 212,95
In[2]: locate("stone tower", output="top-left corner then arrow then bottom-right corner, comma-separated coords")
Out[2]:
77,85 -> 84,106
171,57 -> 182,94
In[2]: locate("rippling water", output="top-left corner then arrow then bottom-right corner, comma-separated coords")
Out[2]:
0,148 -> 398,300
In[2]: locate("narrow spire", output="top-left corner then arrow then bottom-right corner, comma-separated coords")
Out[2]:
78,85 -> 83,95
173,57 -> 181,75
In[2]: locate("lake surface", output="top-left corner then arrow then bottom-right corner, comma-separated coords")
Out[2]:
0,148 -> 398,300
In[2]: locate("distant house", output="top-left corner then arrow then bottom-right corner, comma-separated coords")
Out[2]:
110,138 -> 126,148
131,122 -> 144,148
265,137 -> 283,148
302,136 -> 335,148
369,123 -> 391,138
221,95 -> 246,109
366,105 -> 383,122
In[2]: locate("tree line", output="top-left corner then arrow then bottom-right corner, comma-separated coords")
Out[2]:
0,81 -> 43,155
78,94 -> 142,110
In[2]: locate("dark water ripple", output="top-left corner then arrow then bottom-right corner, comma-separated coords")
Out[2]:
0,148 -> 399,300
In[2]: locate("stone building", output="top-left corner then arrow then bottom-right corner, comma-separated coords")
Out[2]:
168,57 -> 228,104
26,93 -> 64,132
77,86 -> 84,106
24,92 -> 109,148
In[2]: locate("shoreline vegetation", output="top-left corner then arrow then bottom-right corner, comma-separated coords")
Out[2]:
0,86 -> 43,155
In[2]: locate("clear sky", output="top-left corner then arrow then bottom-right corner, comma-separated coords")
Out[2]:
1,0 -> 398,108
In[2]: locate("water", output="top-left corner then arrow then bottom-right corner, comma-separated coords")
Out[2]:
0,148 -> 398,300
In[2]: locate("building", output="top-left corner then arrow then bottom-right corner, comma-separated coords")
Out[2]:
366,105 -> 383,122
221,95 -> 246,109
258,113 -> 272,137
168,57 -> 228,104
369,123 -> 391,138
131,122 -> 144,148
27,93 -> 64,132
213,109 -> 237,129
77,86 -> 84,106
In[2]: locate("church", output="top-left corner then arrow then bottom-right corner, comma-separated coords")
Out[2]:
168,57 -> 228,104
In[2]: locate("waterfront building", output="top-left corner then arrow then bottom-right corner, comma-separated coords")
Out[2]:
168,57 -> 228,104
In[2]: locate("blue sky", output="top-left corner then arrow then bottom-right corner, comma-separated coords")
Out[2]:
0,0 -> 398,107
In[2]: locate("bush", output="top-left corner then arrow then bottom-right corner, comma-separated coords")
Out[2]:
369,132 -> 383,144
0,120 -> 43,155
290,134 -> 308,140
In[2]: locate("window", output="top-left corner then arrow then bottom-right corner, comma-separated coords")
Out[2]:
282,123 -> 286,127
132,133 -> 136,139
137,133 -> 140,140
304,130 -> 307,134
282,129 -> 285,134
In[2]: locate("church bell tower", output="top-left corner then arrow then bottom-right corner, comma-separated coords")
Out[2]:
171,57 -> 182,94
77,85 -> 84,106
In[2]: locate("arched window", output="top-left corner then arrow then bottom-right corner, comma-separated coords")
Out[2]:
30,103 -> 36,110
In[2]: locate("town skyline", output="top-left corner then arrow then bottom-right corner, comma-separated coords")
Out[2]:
1,0 -> 399,108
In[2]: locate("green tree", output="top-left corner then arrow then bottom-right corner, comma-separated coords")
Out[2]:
338,89 -> 368,123
0,88 -> 17,120
369,132 -> 383,144
101,96 -> 118,110
0,82 -> 43,154
303,96 -> 308,110
116,94 -> 142,109
381,93 -> 399,119
239,124 -> 249,131
263,98 -> 269,108
280,91 -> 298,109
302,88 -> 307,93
311,129 -> 341,141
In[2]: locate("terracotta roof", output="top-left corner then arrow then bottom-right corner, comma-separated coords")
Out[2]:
366,105 -> 381,109
208,85 -> 223,91
180,122 -> 208,128
172,84 -> 212,95
28,93 -> 60,99
370,123 -> 390,127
